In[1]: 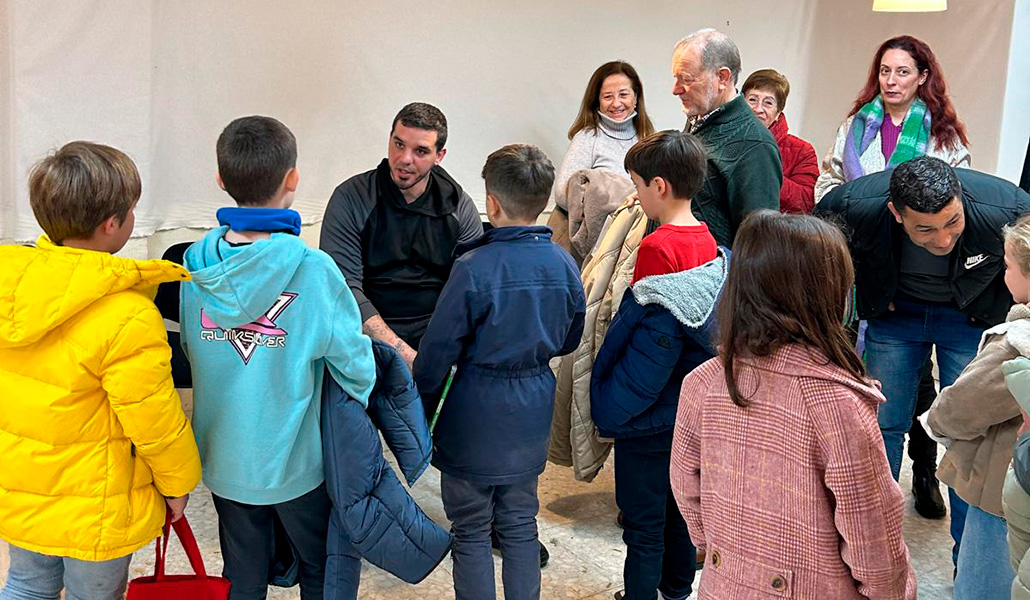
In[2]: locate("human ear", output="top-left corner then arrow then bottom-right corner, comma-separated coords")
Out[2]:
717,67 -> 733,90
216,172 -> 226,191
653,177 -> 668,198
284,167 -> 299,192
887,201 -> 904,224
486,193 -> 503,219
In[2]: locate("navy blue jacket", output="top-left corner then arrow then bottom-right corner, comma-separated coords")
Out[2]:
322,340 -> 452,585
592,250 -> 729,439
413,226 -> 586,485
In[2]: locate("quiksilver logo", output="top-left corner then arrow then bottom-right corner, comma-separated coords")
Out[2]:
964,254 -> 987,270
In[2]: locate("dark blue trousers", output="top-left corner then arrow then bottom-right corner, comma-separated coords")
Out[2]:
440,473 -> 540,600
614,430 -> 696,600
212,483 -> 347,600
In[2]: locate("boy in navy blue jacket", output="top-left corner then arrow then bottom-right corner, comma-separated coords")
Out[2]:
591,131 -> 729,600
414,144 -> 586,600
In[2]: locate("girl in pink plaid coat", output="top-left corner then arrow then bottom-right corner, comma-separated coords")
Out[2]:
670,210 -> 917,599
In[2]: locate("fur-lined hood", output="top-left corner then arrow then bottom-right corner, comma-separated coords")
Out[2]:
630,248 -> 729,328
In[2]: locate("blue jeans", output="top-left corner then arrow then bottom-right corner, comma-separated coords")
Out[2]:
953,504 -> 1014,599
441,473 -> 540,600
0,545 -> 131,600
614,430 -> 696,600
865,297 -> 982,561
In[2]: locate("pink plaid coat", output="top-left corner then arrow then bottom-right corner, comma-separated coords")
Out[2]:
671,345 -> 917,599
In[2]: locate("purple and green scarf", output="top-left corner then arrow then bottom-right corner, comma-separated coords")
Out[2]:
842,96 -> 930,182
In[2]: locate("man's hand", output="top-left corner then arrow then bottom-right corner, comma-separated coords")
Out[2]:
401,347 -> 417,372
165,494 -> 189,523
363,314 -> 417,370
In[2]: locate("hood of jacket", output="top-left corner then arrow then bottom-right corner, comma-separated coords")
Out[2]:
630,248 -> 729,328
183,228 -> 306,330
0,235 -> 189,348
375,159 -> 467,218
998,304 -> 1030,412
989,303 -> 1030,356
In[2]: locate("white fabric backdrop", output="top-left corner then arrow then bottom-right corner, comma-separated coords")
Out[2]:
0,0 -> 1019,242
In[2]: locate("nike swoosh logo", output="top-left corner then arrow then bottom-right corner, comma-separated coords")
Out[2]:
964,254 -> 987,269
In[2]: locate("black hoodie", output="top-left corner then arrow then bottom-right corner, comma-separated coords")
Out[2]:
320,160 -> 483,337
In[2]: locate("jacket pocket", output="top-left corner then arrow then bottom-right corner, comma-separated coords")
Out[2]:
125,443 -> 136,528
705,543 -> 794,597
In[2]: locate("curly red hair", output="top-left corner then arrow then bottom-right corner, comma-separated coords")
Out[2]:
849,35 -> 969,151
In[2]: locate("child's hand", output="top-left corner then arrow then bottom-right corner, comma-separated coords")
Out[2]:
165,494 -> 189,523
1021,410 -> 1030,437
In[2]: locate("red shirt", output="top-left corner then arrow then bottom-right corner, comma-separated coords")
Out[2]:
632,223 -> 718,284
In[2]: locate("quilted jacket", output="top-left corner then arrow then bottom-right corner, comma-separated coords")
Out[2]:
0,236 -> 202,561
549,200 -> 647,481
323,340 -> 451,585
768,114 -> 818,214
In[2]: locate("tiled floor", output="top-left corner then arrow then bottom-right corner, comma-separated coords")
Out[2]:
0,452 -> 958,599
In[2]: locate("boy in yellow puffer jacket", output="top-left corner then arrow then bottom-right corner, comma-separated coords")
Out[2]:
0,142 -> 202,600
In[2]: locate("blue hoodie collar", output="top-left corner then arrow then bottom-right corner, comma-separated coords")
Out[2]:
217,207 -> 302,235
455,225 -> 552,258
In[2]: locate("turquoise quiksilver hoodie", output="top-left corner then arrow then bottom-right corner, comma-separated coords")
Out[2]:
180,228 -> 375,505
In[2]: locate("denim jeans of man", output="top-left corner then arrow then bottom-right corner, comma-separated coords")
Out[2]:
953,504 -> 1014,599
614,430 -> 696,600
0,546 -> 131,600
865,296 -> 982,561
440,473 -> 541,600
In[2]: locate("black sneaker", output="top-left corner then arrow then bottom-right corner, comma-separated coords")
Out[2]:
613,591 -> 625,600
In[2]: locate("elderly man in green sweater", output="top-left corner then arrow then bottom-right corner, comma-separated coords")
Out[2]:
671,28 -> 782,247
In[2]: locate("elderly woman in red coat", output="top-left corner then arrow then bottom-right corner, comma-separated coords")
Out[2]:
742,69 -> 818,213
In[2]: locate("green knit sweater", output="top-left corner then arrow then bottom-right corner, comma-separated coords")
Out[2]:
688,94 -> 782,247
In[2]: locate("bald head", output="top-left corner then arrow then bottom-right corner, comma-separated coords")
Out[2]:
673,28 -> 741,86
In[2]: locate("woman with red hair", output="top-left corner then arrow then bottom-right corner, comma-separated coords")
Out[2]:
814,35 -> 970,201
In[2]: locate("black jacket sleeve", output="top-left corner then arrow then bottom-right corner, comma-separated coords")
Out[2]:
455,191 -> 485,244
320,175 -> 378,323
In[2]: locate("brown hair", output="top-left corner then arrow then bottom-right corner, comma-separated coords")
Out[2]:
568,61 -> 654,141
849,35 -> 969,150
741,69 -> 790,112
624,130 -> 707,200
719,210 -> 866,407
482,144 -> 555,221
1004,215 -> 1030,277
28,141 -> 140,244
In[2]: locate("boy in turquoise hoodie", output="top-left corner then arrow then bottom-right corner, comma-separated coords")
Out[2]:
180,116 -> 375,599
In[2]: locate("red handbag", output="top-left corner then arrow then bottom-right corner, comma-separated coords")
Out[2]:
126,514 -> 232,600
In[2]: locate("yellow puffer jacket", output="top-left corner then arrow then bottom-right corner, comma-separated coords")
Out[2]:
0,236 -> 202,561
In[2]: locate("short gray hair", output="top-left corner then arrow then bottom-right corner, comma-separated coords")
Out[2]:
674,28 -> 742,85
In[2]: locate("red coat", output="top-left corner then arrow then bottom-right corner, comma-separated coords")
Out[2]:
770,115 -> 818,214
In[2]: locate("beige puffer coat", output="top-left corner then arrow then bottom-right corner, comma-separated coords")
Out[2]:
549,200 -> 647,481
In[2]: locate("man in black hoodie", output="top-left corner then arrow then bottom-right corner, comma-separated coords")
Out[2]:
320,103 -> 483,369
